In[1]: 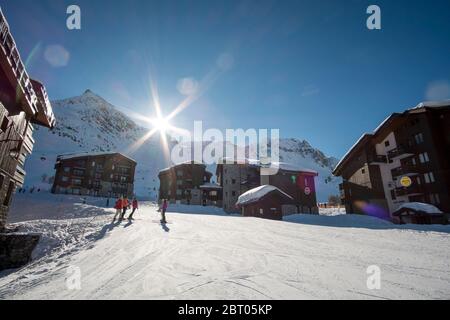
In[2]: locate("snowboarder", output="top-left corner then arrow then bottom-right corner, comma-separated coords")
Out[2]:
161,199 -> 168,224
120,196 -> 129,220
128,198 -> 138,220
113,196 -> 123,222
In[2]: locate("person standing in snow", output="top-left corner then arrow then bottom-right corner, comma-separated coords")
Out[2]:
120,196 -> 129,220
113,196 -> 123,222
128,198 -> 138,220
161,199 -> 168,223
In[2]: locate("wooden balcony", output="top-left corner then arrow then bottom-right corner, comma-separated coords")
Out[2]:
31,79 -> 55,128
0,8 -> 38,117
387,146 -> 415,161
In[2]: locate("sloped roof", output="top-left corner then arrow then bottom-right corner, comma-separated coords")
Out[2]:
218,157 -> 318,175
57,152 -> 136,163
236,185 -> 293,206
393,202 -> 443,216
333,102 -> 450,175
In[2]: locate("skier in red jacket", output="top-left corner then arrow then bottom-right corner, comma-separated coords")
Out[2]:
113,197 -> 123,222
128,198 -> 139,220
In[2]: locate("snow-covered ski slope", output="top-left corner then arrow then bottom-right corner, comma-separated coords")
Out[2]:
1,193 -> 449,300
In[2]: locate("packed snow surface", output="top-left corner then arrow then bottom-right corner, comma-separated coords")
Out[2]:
1,193 -> 449,300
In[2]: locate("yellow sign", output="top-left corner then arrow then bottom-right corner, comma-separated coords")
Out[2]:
400,176 -> 412,187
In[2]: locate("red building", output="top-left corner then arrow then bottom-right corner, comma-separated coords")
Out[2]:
236,185 -> 294,220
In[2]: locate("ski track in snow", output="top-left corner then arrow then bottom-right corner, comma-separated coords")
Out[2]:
1,200 -> 450,299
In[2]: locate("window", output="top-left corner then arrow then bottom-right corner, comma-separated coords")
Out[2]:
414,133 -> 424,144
176,189 -> 182,196
72,178 -> 82,186
63,167 -> 70,173
424,172 -> 435,184
92,161 -> 95,167
384,140 -> 390,147
232,191 -> 236,196
361,169 -> 365,174
430,194 -> 440,205
0,174 -> 4,189
120,176 -> 127,183
73,169 -> 84,176
232,179 -> 236,184
416,176 -> 421,185
419,152 -> 429,163
1,116 -> 9,132
176,170 -> 183,177
411,157 -> 417,166
72,188 -> 81,195
176,180 -> 183,186
210,191 -> 217,196
259,208 -> 264,215
305,177 -> 309,186
61,176 -> 69,182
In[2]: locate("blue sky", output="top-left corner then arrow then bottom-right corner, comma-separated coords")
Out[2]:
2,0 -> 450,158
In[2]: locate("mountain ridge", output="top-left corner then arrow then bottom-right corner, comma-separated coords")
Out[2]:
25,91 -> 340,201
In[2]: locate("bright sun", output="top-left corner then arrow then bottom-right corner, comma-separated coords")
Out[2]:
152,116 -> 170,133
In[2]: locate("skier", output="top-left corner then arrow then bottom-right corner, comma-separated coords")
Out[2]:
113,196 -> 123,222
161,199 -> 168,224
120,196 -> 129,220
128,198 -> 138,220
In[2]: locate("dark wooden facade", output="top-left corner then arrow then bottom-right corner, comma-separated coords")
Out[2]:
52,153 -> 136,198
158,162 -> 213,205
0,9 -> 55,230
239,189 -> 294,220
334,103 -> 450,219
216,160 -> 319,214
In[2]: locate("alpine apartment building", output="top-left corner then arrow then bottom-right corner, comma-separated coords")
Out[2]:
216,158 -> 319,214
158,161 -> 215,205
333,101 -> 450,218
0,8 -> 55,230
52,152 -> 136,198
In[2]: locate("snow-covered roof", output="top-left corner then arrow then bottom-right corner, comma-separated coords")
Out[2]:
394,202 -> 443,215
199,183 -> 222,189
158,161 -> 206,174
57,152 -> 136,163
218,157 -> 318,175
411,100 -> 450,110
236,185 -> 293,206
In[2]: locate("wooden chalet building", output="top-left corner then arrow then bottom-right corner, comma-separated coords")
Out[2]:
216,158 -> 319,214
0,8 -> 55,231
158,161 -> 214,205
236,185 -> 294,220
333,101 -> 450,219
52,152 -> 136,198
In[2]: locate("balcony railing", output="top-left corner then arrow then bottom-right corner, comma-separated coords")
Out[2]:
0,8 -> 38,117
391,165 -> 420,178
395,185 -> 424,197
31,79 -> 56,128
387,146 -> 415,161
367,154 -> 387,164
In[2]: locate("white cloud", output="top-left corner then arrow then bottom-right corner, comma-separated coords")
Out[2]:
426,81 -> 450,101
44,45 -> 70,67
